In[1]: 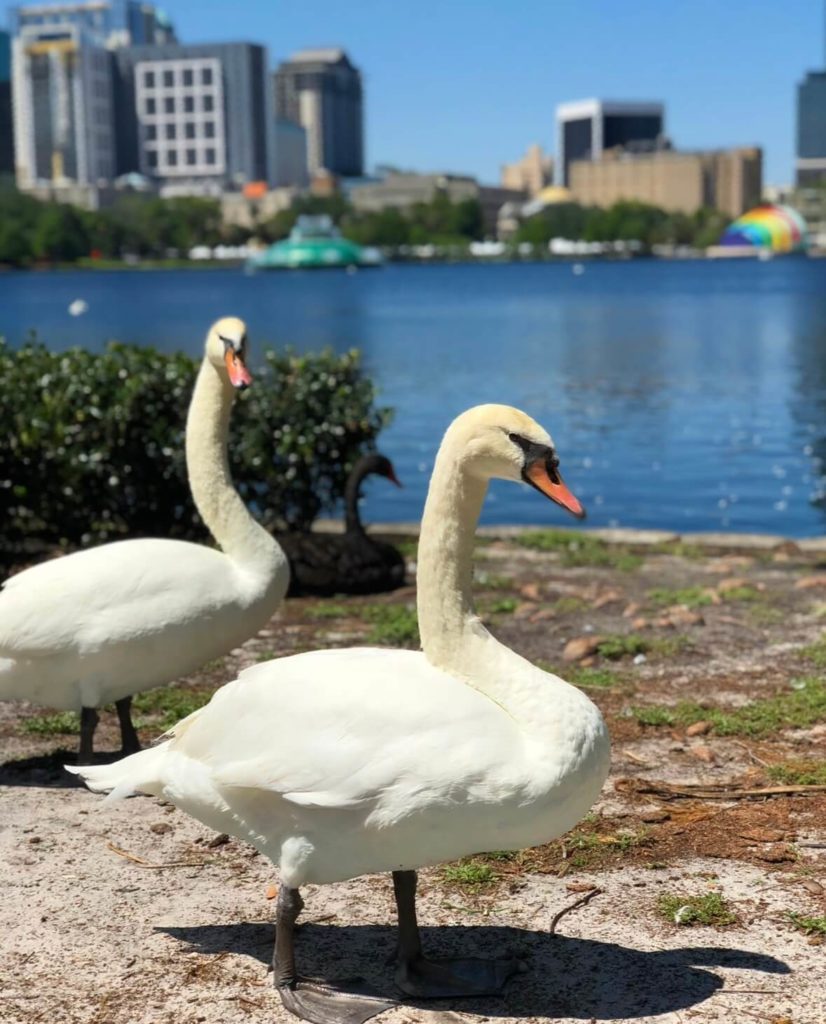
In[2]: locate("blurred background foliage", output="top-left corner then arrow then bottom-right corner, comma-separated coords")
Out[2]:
0,338 -> 391,567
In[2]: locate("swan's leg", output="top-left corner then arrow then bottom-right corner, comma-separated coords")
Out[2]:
78,707 -> 99,765
273,885 -> 395,1024
115,696 -> 141,756
392,870 -> 521,999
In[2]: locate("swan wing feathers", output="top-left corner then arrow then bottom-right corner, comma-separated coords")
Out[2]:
167,648 -> 521,813
0,539 -> 240,658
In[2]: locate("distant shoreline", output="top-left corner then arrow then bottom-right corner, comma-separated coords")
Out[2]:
1,252 -> 821,273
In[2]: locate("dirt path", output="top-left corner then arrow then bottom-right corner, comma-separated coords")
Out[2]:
2,527 -> 825,1024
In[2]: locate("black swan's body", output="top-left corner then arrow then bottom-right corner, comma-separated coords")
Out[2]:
280,454 -> 405,596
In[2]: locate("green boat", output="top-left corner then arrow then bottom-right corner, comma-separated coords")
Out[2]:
247,215 -> 383,270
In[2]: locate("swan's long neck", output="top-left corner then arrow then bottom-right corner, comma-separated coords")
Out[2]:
186,359 -> 283,573
417,450 -> 487,666
417,441 -> 575,733
344,461 -> 369,535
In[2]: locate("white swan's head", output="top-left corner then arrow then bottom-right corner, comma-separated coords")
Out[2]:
206,316 -> 252,390
445,404 -> 585,519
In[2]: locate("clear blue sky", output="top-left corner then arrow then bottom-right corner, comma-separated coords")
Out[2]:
5,0 -> 823,184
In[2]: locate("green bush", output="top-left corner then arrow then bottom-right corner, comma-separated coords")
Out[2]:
0,338 -> 391,562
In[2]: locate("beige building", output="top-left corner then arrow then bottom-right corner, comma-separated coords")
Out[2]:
350,172 -> 525,235
501,144 -> 553,197
569,146 -> 762,218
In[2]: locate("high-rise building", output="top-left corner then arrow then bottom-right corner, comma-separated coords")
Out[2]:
9,0 -> 175,48
796,71 -> 826,186
274,48 -> 363,177
114,43 -> 272,192
0,31 -> 13,176
273,118 -> 308,187
12,20 -> 116,187
10,0 -> 175,191
555,99 -> 664,186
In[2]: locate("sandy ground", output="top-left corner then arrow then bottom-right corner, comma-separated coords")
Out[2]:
2,528 -> 826,1024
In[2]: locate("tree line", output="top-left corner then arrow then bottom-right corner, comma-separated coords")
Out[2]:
0,185 -> 730,266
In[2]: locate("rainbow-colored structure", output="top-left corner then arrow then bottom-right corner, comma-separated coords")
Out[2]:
719,204 -> 808,253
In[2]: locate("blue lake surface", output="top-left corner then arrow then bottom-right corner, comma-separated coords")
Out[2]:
3,259 -> 826,536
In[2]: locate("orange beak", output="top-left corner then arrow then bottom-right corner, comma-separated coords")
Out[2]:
224,348 -> 252,390
525,461 -> 586,519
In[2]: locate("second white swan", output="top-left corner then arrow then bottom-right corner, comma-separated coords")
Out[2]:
0,318 -> 290,760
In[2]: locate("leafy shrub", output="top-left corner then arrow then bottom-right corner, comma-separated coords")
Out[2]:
0,338 -> 391,563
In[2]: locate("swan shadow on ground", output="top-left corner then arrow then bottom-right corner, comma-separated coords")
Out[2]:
0,747 -> 122,787
160,920 -> 790,1020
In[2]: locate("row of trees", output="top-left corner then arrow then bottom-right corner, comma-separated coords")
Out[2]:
0,185 -> 730,266
0,189 -> 226,265
513,200 -> 730,250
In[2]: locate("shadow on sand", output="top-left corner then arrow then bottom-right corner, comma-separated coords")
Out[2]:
0,747 -> 123,788
160,919 -> 790,1020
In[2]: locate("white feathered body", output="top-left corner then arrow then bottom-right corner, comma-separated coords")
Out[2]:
0,537 -> 287,710
77,644 -> 610,887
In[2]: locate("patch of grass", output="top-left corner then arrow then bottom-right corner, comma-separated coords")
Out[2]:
747,604 -> 786,626
515,530 -> 642,571
721,586 -> 761,603
363,604 -> 419,647
567,666 -> 620,688
766,761 -> 826,785
132,686 -> 212,730
442,861 -> 496,887
563,827 -> 651,868
597,633 -> 648,660
254,649 -> 276,662
21,711 -> 80,735
475,571 -> 514,590
648,587 -> 714,609
654,541 -> 704,560
306,603 -> 349,620
788,912 -> 826,936
481,850 -> 518,861
657,892 -> 737,927
801,635 -> 826,668
632,678 -> 826,737
485,597 -> 518,615
553,596 -> 587,615
647,634 -> 693,658
395,538 -> 418,559
634,705 -> 678,727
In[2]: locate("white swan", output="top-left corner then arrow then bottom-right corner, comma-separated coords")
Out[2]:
72,405 -> 610,1023
1,317 -> 289,762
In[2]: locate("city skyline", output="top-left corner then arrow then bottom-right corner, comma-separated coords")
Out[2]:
3,0 -> 819,187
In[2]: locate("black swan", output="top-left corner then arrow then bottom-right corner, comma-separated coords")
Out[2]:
280,453 -> 406,596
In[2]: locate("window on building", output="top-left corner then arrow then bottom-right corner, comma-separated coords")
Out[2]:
186,149 -> 196,166
163,69 -> 174,88
202,67 -> 213,85
204,121 -> 215,138
147,150 -> 157,168
143,70 -> 155,89
203,95 -> 214,112
185,122 -> 196,140
167,150 -> 178,167
184,96 -> 194,113
146,97 -> 156,115
205,147 -> 216,165
146,124 -> 157,140
166,123 -> 176,140
164,97 -> 175,114
183,68 -> 193,86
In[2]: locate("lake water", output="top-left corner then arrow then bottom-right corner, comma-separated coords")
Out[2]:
3,259 -> 826,536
